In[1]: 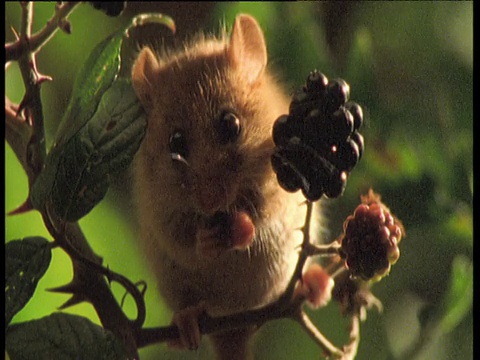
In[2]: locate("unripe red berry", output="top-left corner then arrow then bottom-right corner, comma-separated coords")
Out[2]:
339,190 -> 404,282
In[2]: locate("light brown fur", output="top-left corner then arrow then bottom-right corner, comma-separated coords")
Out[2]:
132,14 -> 321,359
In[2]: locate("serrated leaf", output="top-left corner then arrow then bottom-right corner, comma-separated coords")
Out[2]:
5,237 -> 52,328
30,13 -> 175,215
51,79 -> 147,221
5,313 -> 129,360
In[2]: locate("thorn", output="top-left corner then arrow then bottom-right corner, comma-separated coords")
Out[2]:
7,198 -> 34,216
36,73 -> 53,85
59,19 -> 72,34
16,92 -> 31,118
57,293 -> 88,310
299,199 -> 309,207
10,26 -> 20,40
47,281 -> 80,294
104,265 -> 114,286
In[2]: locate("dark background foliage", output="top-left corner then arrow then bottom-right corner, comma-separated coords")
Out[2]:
5,2 -> 472,359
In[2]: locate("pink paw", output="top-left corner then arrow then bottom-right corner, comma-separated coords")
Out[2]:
296,263 -> 334,309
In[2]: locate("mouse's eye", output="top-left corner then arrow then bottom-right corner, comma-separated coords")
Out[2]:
216,111 -> 241,144
169,129 -> 189,160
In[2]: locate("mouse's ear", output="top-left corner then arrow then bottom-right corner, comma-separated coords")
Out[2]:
132,47 -> 159,109
227,14 -> 267,85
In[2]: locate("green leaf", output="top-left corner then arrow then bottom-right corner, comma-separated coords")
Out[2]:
5,237 -> 52,328
5,313 -> 129,360
30,28 -> 125,213
438,256 -> 473,334
418,255 -> 473,335
51,79 -> 147,221
30,13 -> 175,218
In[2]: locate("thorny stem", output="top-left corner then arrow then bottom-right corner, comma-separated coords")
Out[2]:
44,214 -> 146,327
5,2 -> 81,62
277,201 -> 315,307
43,206 -> 147,328
40,205 -> 140,358
15,2 -> 46,177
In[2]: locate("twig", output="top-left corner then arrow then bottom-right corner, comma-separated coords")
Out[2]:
293,309 -> 344,358
136,282 -> 301,348
277,201 -> 315,307
341,315 -> 360,360
5,2 -> 81,62
43,206 -> 147,327
306,240 -> 342,257
15,2 -> 47,176
41,207 -> 140,358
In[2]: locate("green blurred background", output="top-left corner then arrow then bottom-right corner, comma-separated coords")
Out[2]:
5,2 -> 472,360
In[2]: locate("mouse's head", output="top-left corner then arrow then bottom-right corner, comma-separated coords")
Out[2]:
132,15 -> 289,221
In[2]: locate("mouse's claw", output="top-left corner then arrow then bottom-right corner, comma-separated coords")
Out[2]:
169,302 -> 207,350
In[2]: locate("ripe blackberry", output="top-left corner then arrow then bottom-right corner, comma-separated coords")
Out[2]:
339,190 -> 404,282
271,70 -> 365,201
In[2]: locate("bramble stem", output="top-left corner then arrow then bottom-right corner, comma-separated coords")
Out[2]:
306,240 -> 342,257
6,2 -> 81,62
293,309 -> 343,358
15,2 -> 46,176
277,201 -> 315,307
342,315 -> 361,360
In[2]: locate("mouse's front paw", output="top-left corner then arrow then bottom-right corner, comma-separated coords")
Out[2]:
295,263 -> 334,309
196,211 -> 255,260
196,227 -> 228,259
169,302 -> 207,350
